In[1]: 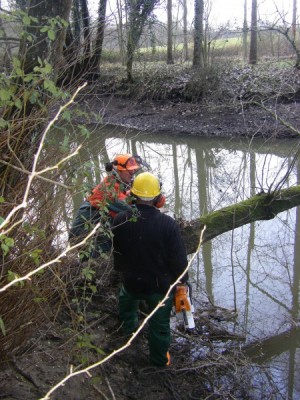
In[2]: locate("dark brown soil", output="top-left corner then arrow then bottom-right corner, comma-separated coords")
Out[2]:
0,264 -> 248,400
87,89 -> 300,139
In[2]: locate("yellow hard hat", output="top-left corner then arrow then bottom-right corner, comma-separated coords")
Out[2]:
131,172 -> 161,199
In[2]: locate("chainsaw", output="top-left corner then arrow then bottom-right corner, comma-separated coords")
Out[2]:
174,282 -> 195,329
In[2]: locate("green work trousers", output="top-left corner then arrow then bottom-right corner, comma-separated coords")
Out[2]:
118,285 -> 173,366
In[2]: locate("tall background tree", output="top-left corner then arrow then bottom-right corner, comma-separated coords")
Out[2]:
249,0 -> 258,65
243,0 -> 248,60
193,0 -> 204,67
125,0 -> 159,81
292,0 -> 298,41
167,0 -> 174,64
182,0 -> 189,61
90,0 -> 108,72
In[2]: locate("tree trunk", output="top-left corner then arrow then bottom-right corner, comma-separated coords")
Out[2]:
126,0 -> 158,81
167,0 -> 174,64
64,0 -> 81,61
19,0 -> 72,75
249,0 -> 258,65
91,0 -> 108,70
193,0 -> 204,68
180,185 -> 300,255
182,0 -> 189,61
80,0 -> 91,59
243,327 -> 300,363
116,0 -> 126,64
62,0 -> 107,83
243,0 -> 248,61
292,0 -> 297,42
0,7 -> 13,73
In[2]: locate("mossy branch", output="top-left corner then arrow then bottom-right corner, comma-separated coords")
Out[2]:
181,185 -> 300,254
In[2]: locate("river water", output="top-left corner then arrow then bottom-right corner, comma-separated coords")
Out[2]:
66,124 -> 300,399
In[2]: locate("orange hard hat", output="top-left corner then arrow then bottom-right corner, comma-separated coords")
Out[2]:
113,154 -> 140,171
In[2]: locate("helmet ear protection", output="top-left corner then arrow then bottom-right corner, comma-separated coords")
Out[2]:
105,160 -> 118,172
154,193 -> 166,208
130,192 -> 165,208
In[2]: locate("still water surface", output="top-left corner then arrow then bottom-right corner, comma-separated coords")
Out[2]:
67,124 -> 300,399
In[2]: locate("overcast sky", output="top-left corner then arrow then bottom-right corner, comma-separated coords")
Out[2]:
210,0 -> 294,26
86,0 -> 296,28
2,0 -> 294,28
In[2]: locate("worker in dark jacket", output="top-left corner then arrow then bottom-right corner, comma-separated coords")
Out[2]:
112,172 -> 188,367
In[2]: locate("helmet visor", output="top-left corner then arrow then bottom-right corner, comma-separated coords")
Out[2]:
116,155 -> 149,171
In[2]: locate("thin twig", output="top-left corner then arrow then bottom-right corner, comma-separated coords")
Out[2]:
0,82 -> 87,232
254,101 -> 300,136
0,220 -> 100,292
0,159 -> 74,189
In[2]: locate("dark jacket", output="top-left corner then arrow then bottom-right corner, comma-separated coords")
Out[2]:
112,204 -> 188,295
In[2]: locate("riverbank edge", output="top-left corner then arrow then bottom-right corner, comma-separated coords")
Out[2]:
81,93 -> 300,139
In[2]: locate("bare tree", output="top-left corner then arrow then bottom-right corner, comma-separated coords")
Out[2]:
115,0 -> 126,64
261,3 -> 300,68
193,0 -> 204,67
91,0 -> 108,71
249,0 -> 258,65
80,0 -> 91,59
167,0 -> 174,64
243,0 -> 248,60
182,0 -> 189,61
125,0 -> 159,81
292,0 -> 297,41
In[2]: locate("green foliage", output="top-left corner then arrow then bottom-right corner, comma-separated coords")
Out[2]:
75,333 -> 106,364
0,234 -> 14,256
0,317 -> 6,336
0,118 -> 9,129
77,124 -> 92,139
23,223 -> 46,240
39,16 -> 68,42
0,9 -> 70,129
33,297 -> 46,303
7,270 -> 24,287
81,266 -> 95,281
29,249 -> 43,266
77,333 -> 106,355
0,56 -> 66,118
19,10 -> 38,27
59,135 -> 70,153
99,49 -> 122,63
0,197 -> 4,227
129,206 -> 139,222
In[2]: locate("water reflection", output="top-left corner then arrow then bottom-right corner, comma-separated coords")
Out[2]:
61,124 -> 300,399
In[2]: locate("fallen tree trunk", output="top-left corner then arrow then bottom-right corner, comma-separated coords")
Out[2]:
180,185 -> 300,254
243,326 -> 300,363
